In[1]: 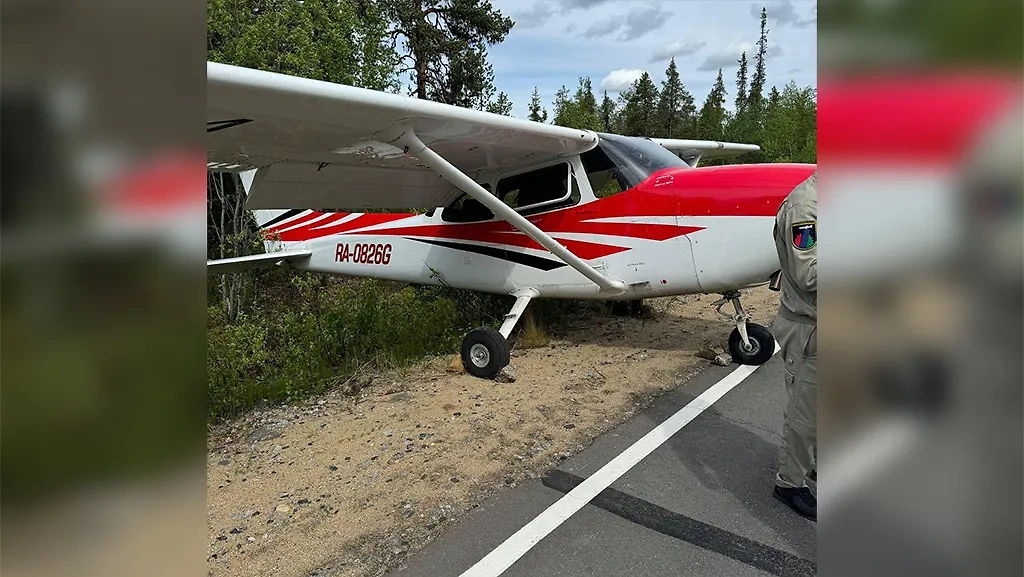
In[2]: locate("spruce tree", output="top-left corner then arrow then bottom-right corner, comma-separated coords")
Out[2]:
621,72 -> 659,136
552,85 -> 574,127
572,77 -> 600,131
599,90 -> 615,132
527,87 -> 548,122
696,68 -> 727,141
735,51 -> 748,112
748,7 -> 769,113
655,58 -> 695,138
486,91 -> 513,116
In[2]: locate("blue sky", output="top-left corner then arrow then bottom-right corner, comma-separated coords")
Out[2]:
483,0 -> 817,119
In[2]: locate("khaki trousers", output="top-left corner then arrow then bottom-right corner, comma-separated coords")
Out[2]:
773,311 -> 817,493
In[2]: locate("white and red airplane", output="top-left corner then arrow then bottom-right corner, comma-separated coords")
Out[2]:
205,61 -> 816,378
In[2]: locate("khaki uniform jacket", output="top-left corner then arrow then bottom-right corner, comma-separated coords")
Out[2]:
774,173 -> 817,323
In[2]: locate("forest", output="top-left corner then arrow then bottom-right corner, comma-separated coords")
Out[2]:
206,0 -> 818,423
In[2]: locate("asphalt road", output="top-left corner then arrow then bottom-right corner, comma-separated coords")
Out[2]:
388,354 -> 816,577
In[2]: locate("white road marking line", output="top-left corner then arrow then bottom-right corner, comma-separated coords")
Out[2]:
459,346 -> 780,577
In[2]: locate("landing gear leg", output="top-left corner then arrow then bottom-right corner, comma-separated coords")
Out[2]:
461,289 -> 535,378
713,291 -> 776,365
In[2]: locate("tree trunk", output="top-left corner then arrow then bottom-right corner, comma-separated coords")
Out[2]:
210,171 -> 253,324
416,56 -> 427,99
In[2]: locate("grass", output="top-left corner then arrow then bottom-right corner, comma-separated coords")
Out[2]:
517,309 -> 553,349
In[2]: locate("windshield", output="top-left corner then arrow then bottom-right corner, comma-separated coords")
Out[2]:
595,132 -> 689,189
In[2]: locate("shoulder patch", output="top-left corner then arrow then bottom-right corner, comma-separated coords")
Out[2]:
792,221 -> 816,250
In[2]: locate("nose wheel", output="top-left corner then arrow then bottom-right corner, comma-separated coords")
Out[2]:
713,291 -> 776,365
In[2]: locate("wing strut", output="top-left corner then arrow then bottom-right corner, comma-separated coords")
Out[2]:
397,128 -> 627,296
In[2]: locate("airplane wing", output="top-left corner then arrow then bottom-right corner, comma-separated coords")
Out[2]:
651,138 -> 761,167
207,61 -> 627,294
206,249 -> 313,276
207,61 -> 598,211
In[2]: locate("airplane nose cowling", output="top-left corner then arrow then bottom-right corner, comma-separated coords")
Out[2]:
665,162 -> 816,217
667,162 -> 817,292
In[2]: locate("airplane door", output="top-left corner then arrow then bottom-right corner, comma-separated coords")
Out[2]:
615,171 -> 702,296
432,196 -> 514,294
665,175 -> 703,295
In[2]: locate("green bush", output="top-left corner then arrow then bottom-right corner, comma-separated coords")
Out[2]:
206,272 -> 555,424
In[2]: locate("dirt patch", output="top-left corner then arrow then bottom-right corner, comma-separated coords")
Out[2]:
206,287 -> 779,577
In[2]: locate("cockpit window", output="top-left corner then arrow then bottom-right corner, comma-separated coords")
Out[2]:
587,132 -> 689,190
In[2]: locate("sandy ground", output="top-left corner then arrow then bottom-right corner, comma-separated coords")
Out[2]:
206,287 -> 780,577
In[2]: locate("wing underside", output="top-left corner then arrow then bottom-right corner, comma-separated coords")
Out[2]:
207,62 -> 598,210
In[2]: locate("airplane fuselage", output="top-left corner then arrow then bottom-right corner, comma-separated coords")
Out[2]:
258,162 -> 816,300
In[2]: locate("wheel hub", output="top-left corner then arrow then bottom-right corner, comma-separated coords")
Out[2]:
469,343 -> 490,368
713,292 -> 753,350
741,338 -> 760,355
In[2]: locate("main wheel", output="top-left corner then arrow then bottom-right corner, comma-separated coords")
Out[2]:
461,326 -> 510,378
728,323 -> 776,365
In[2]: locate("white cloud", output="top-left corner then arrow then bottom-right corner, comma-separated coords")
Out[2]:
649,40 -> 707,63
696,41 -> 785,71
600,68 -> 646,92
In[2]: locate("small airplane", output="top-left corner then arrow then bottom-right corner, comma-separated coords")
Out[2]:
206,61 -> 816,378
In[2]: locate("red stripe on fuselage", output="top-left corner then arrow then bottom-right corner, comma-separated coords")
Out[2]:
270,163 -> 813,257
264,211 -> 333,236
276,212 -> 408,241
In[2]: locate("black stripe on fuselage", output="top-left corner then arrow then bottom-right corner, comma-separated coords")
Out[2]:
259,209 -> 305,229
407,238 -> 567,271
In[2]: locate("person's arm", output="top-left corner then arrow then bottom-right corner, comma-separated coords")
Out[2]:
782,201 -> 817,292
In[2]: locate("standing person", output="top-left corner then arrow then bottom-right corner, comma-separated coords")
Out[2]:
771,172 -> 818,521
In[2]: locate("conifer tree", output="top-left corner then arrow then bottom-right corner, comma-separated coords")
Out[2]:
572,77 -> 600,131
621,72 -> 659,136
748,7 -> 769,113
551,85 -> 574,126
696,68 -> 727,141
486,91 -> 513,116
599,90 -> 615,132
527,86 -> 548,122
655,58 -> 696,138
735,51 -> 749,112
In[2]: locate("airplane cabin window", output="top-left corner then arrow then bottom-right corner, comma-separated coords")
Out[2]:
496,162 -> 575,215
440,163 -> 581,222
441,182 -> 495,222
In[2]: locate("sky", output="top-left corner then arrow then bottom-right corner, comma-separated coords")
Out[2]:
483,0 -> 818,119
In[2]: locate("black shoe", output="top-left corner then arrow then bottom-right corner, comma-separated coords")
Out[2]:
774,485 -> 817,521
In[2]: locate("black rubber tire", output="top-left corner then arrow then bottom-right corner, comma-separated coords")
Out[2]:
461,326 -> 510,378
728,323 -> 776,365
